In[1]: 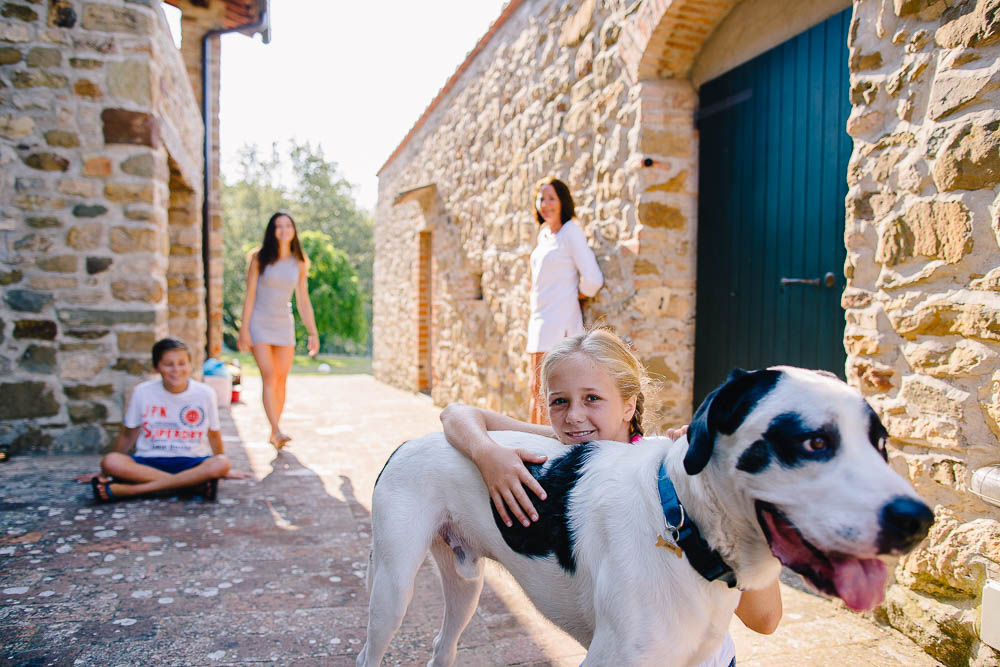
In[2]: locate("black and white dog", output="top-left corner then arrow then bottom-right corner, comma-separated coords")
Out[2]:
358,367 -> 934,666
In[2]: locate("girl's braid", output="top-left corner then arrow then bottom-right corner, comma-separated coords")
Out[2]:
630,390 -> 645,440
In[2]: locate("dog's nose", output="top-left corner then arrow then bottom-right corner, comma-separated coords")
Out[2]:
878,496 -> 934,554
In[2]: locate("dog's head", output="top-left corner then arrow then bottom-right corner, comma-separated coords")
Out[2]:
685,366 -> 933,611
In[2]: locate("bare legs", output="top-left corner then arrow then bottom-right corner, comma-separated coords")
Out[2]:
97,452 -> 230,498
528,352 -> 549,425
251,343 -> 295,445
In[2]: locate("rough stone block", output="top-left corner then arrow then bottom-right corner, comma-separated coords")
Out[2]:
4,289 -> 54,313
36,255 -> 77,273
73,78 -> 102,98
11,70 -> 68,88
68,401 -> 108,423
935,1 -> 1000,48
104,181 -> 153,203
66,223 -> 104,250
110,225 -> 157,252
0,269 -> 24,285
111,278 -> 163,302
639,128 -> 690,158
26,46 -> 61,67
927,63 -> 1000,120
123,204 -> 153,220
116,329 -> 155,354
57,308 -> 154,327
13,319 -> 57,340
26,216 -> 60,228
107,59 -> 150,104
559,0 -> 594,47
60,351 -> 107,381
81,3 -> 151,34
23,152 -> 69,171
120,152 -> 153,177
64,383 -> 113,400
2,4 -> 39,22
18,344 -> 56,373
49,0 -> 77,28
876,201 -> 972,265
0,381 -> 60,419
932,121 -> 1000,192
85,256 -> 112,274
15,174 -> 45,191
69,57 -> 101,69
29,275 -> 77,289
101,108 -> 158,146
57,178 -> 96,197
53,424 -> 106,453
637,201 -> 685,229
0,47 -> 23,65
881,585 -> 976,665
0,114 -> 33,139
64,328 -> 109,340
44,129 -> 79,147
112,356 -> 150,375
82,156 -> 112,177
71,204 -> 107,218
13,194 -> 67,211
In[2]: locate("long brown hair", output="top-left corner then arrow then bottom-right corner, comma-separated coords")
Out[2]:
255,211 -> 305,271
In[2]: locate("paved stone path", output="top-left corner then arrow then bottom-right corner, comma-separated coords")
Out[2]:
1,375 -> 940,665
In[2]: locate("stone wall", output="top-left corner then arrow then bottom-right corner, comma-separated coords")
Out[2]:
844,1 -> 1000,664
0,1 -> 204,454
375,0 -> 697,426
375,0 -> 999,662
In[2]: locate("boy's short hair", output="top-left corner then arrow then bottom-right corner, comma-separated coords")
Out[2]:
152,338 -> 190,367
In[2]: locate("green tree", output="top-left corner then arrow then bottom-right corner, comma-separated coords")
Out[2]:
221,141 -> 372,353
294,231 -> 367,353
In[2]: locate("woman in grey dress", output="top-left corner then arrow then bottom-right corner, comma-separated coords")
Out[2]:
237,212 -> 319,449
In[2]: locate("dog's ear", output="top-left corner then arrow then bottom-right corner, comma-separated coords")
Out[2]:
684,368 -> 782,475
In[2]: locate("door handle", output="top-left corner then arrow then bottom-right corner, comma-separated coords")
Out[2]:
780,272 -> 836,288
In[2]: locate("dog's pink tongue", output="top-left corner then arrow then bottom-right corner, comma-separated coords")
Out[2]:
832,556 -> 886,611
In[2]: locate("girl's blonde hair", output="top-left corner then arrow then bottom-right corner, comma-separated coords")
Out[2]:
540,328 -> 649,439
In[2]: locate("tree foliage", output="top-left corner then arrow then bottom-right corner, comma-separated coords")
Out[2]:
221,141 -> 372,353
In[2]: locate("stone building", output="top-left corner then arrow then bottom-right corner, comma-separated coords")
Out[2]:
374,0 -> 999,663
0,0 -> 268,454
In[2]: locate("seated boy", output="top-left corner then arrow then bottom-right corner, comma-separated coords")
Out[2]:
89,337 -> 245,502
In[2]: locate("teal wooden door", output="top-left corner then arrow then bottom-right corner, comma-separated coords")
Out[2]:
694,8 -> 852,405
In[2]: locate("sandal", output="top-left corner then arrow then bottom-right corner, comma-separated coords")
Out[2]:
202,478 -> 218,502
91,476 -> 116,504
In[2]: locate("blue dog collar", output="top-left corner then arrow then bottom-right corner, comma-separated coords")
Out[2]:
657,461 -> 737,587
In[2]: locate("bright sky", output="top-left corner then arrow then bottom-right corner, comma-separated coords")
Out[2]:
203,1 -> 508,211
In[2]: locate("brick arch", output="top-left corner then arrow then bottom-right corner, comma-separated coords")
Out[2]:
626,0 -> 740,81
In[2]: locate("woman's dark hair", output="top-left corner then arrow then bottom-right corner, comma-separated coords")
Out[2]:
255,211 -> 306,271
532,176 -> 575,225
152,338 -> 190,367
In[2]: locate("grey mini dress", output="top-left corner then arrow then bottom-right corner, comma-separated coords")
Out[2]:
249,256 -> 299,347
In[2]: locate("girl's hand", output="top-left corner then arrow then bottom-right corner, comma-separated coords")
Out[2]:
666,424 -> 689,440
477,446 -> 549,529
237,329 -> 251,353
307,334 -> 319,357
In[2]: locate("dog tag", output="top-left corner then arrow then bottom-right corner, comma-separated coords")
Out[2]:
656,534 -> 683,558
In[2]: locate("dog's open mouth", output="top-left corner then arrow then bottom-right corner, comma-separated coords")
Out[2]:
755,501 -> 886,611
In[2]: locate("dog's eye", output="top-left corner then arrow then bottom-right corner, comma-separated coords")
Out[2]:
801,436 -> 828,453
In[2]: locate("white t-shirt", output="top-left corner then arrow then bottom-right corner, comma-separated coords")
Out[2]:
527,220 -> 603,353
124,379 -> 220,458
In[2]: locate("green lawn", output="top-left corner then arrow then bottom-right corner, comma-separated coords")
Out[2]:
219,350 -> 372,376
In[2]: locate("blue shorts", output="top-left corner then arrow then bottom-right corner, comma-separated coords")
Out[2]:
132,455 -> 209,474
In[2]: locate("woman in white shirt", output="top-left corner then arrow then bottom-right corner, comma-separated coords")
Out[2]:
527,177 -> 604,423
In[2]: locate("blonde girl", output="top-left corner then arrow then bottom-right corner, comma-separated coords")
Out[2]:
441,329 -> 781,665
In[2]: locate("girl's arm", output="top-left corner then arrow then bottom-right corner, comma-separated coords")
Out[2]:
734,579 -> 782,634
440,403 -> 556,528
237,252 -> 260,353
113,426 -> 141,454
294,260 -> 319,357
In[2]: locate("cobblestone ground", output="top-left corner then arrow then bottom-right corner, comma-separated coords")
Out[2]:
1,375 -> 940,665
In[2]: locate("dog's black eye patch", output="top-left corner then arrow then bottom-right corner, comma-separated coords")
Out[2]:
492,442 -> 594,574
867,406 -> 889,462
736,439 -> 771,473
763,413 -> 840,467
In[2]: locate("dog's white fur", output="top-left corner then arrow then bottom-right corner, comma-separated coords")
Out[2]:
358,367 -> 928,666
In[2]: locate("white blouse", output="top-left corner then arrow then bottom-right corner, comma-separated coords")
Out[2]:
527,219 -> 603,353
